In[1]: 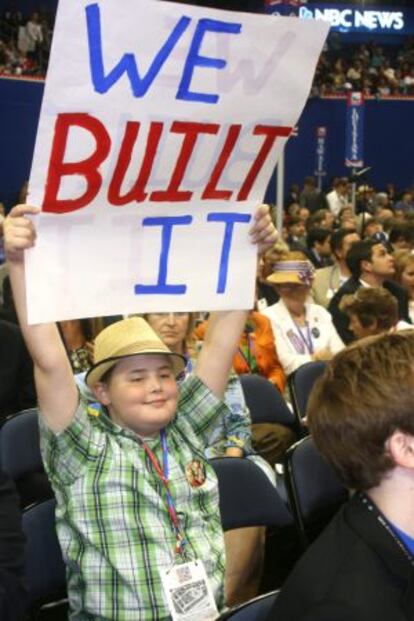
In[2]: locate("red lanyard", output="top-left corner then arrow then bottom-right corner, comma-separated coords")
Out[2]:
141,430 -> 187,556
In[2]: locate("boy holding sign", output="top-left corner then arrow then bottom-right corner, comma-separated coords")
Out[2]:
4,202 -> 276,621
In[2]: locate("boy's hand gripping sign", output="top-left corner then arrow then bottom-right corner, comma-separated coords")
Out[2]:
26,0 -> 328,323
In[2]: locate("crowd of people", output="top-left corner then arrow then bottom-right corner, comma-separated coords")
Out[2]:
0,5 -> 53,77
0,3 -> 414,620
1,3 -> 414,101
3,175 -> 414,420
312,36 -> 414,97
1,174 -> 414,618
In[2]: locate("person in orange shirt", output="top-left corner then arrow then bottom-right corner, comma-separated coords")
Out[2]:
196,313 -> 296,467
233,311 -> 286,394
195,311 -> 285,393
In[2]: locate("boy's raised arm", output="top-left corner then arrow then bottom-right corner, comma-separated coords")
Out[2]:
4,204 -> 78,433
195,205 -> 278,399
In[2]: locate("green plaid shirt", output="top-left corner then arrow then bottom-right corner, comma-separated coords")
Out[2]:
39,375 -> 227,621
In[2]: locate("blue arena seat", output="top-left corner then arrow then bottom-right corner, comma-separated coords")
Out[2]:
240,374 -> 296,429
22,498 -> 67,617
0,408 -> 53,507
210,456 -> 293,531
288,361 -> 326,432
217,589 -> 279,620
284,436 -> 348,549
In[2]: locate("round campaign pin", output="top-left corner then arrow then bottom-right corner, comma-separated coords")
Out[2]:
185,460 -> 206,487
311,327 -> 320,338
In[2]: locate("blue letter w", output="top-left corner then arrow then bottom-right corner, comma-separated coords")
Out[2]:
85,3 -> 190,96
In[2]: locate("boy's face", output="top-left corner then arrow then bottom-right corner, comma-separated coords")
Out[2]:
94,354 -> 179,437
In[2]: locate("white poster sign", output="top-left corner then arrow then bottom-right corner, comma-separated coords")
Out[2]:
26,0 -> 329,323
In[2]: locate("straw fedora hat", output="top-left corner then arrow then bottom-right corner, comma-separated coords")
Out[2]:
85,317 -> 186,388
267,259 -> 315,286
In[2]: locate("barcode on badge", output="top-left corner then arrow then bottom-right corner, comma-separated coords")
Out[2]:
175,565 -> 192,584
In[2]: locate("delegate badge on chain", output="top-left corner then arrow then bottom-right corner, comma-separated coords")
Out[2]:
161,560 -> 219,621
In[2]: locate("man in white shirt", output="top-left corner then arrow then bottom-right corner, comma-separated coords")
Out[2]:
326,178 -> 349,218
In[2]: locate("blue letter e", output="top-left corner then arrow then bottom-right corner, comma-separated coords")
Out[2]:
177,18 -> 241,104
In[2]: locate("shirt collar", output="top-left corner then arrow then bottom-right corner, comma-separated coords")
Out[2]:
90,402 -> 160,444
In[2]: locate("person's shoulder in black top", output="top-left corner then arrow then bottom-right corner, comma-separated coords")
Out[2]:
328,275 -> 360,344
0,319 -> 36,420
266,494 -> 414,621
0,471 -> 27,620
266,332 -> 414,621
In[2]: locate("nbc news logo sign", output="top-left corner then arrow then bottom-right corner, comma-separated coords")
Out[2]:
299,6 -> 404,32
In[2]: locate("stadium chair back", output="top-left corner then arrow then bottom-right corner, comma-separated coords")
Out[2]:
240,374 -> 295,428
0,409 -> 53,507
288,361 -> 326,431
22,499 -> 67,612
210,457 -> 293,531
217,590 -> 279,620
284,436 -> 348,549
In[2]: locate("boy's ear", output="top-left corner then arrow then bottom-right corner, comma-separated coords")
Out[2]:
387,430 -> 414,470
92,382 -> 111,406
361,258 -> 372,274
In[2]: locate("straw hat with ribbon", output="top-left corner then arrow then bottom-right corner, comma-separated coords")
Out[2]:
85,317 -> 186,388
266,259 -> 315,287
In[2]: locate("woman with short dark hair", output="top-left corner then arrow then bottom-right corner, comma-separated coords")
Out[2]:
339,287 -> 411,340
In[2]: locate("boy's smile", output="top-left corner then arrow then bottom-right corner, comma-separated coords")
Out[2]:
93,354 -> 179,437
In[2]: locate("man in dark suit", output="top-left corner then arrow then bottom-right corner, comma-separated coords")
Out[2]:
299,175 -> 328,214
328,239 -> 409,343
266,332 -> 414,621
0,470 -> 27,620
305,228 -> 334,269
